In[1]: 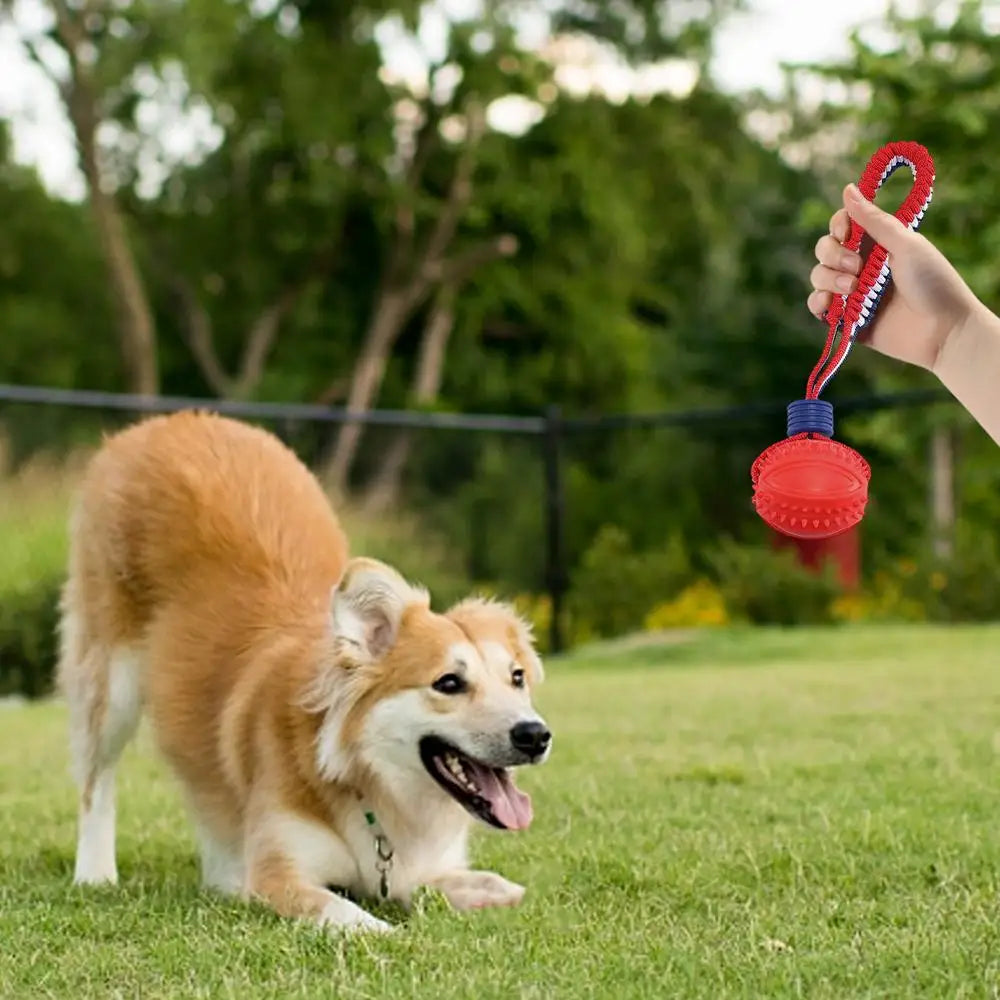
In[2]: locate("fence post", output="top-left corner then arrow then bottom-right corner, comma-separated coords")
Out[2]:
542,405 -> 567,653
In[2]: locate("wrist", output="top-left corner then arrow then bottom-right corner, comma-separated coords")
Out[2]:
930,296 -> 991,382
929,295 -> 1000,445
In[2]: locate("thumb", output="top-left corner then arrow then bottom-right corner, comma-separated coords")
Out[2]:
843,183 -> 910,251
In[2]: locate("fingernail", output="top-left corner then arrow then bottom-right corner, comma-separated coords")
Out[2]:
845,183 -> 863,201
841,253 -> 860,274
836,274 -> 854,292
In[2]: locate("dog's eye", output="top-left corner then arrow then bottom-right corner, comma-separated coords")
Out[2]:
432,673 -> 467,695
511,668 -> 525,688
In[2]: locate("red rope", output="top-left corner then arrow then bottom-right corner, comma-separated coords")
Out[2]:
805,141 -> 935,399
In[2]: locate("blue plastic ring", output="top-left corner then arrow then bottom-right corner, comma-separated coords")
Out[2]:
787,398 -> 834,438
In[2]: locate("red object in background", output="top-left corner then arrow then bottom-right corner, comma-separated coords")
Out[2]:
771,524 -> 860,590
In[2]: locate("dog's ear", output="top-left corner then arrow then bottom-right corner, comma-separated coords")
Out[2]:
330,558 -> 428,666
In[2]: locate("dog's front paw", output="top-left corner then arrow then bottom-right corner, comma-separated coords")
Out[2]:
319,897 -> 394,935
432,869 -> 526,911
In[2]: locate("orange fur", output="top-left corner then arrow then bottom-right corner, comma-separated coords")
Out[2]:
59,411 -> 549,934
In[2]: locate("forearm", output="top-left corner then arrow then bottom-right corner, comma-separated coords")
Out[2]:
933,300 -> 1000,445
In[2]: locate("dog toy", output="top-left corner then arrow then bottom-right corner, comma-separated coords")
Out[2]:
751,141 -> 935,540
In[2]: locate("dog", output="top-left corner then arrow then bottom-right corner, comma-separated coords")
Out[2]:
57,411 -> 551,933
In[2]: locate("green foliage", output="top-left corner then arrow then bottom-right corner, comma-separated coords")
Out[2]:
568,524 -> 691,638
0,578 -> 61,699
0,454 -> 73,699
6,1 -> 1000,650
933,538 -> 1000,622
707,539 -> 841,626
0,124 -> 118,392
780,1 -> 1000,422
552,0 -> 745,63
339,503 -> 473,611
787,1 -> 1000,308
901,525 -> 1000,623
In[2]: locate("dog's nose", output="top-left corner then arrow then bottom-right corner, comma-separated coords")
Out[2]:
509,720 -> 552,758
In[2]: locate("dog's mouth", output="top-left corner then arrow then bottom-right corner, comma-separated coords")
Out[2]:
419,736 -> 533,831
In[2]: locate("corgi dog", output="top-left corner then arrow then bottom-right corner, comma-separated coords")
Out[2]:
57,411 -> 551,933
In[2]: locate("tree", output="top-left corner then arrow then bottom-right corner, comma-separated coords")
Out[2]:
4,0 -> 426,401
131,0 -> 429,402
375,82 -> 823,585
323,88 -> 519,492
362,282 -> 456,509
7,0 -> 160,393
0,122 -> 117,390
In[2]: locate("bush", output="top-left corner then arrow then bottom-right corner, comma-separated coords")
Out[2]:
511,593 -> 553,654
644,579 -> 728,630
568,525 -> 691,638
829,564 -> 926,624
707,539 -> 841,626
901,527 -> 1000,623
340,503 -> 473,610
0,576 -> 62,698
0,451 -> 75,698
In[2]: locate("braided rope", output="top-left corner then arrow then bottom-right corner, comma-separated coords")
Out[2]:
805,141 -> 936,400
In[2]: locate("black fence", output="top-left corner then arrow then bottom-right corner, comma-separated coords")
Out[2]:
0,382 -> 955,655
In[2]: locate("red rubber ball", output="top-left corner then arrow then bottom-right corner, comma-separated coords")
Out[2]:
751,436 -> 871,540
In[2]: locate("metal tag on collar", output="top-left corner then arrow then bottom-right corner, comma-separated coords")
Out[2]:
365,810 -> 394,900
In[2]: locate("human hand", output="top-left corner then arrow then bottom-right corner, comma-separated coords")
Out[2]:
807,183 -> 979,372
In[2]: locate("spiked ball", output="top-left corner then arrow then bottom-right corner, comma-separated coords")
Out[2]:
751,433 -> 870,540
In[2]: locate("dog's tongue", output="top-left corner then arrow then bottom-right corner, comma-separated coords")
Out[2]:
471,764 -> 533,830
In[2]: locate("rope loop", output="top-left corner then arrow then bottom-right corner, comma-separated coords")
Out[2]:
805,141 -> 936,400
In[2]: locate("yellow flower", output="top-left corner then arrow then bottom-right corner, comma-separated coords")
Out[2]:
644,580 -> 728,630
830,593 -> 867,622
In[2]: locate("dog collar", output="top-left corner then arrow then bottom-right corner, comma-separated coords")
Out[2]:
364,810 -> 395,900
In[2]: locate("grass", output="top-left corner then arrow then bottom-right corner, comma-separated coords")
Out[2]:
4,625 -> 1000,998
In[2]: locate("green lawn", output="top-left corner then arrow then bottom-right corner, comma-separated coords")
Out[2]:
4,624 -> 1000,999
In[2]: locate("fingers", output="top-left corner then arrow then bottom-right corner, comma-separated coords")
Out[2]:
810,214 -> 863,321
829,208 -> 850,243
842,183 -> 909,250
811,262 -> 857,294
814,234 -> 862,274
807,289 -> 832,321
810,186 -> 912,321
808,259 -> 858,322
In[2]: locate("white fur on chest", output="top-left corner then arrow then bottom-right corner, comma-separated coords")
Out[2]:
270,812 -> 360,891
271,808 -> 471,902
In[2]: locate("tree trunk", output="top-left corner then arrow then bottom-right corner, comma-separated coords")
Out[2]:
364,286 -> 456,510
317,89 -> 511,494
54,1 -> 158,395
85,181 -> 159,395
325,291 -> 409,492
930,424 -> 955,560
